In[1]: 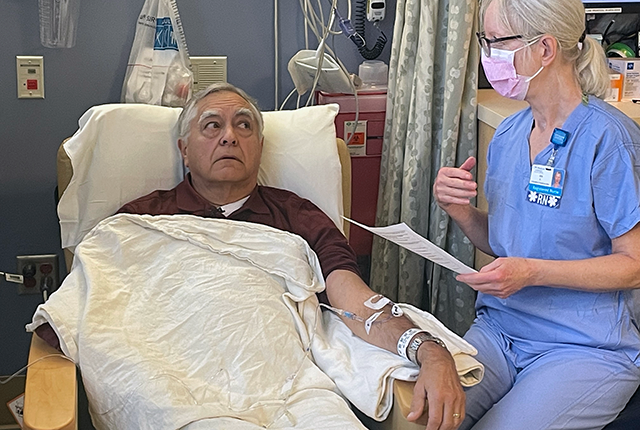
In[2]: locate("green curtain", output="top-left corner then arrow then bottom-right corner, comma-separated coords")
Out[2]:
370,0 -> 479,335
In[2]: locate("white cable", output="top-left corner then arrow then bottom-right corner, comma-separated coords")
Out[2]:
304,0 -> 309,49
0,354 -> 76,385
300,0 -> 324,43
275,0 -> 279,109
304,0 -> 339,107
280,88 -> 297,110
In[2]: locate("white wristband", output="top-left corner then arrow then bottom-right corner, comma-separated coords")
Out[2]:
397,328 -> 422,359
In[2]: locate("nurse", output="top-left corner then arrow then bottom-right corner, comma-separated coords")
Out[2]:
433,0 -> 640,429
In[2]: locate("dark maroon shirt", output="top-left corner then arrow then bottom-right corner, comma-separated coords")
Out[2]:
117,175 -> 360,280
37,176 -> 360,351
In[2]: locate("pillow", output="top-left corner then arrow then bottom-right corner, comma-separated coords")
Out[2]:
58,103 -> 343,250
259,103 -> 343,233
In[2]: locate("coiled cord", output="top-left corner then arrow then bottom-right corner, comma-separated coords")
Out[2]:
353,0 -> 387,60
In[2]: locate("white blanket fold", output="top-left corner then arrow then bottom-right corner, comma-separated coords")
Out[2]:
27,215 -> 482,429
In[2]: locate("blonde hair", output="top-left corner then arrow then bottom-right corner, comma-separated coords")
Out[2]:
481,0 -> 610,98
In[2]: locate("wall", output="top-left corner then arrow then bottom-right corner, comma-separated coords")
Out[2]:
0,0 -> 395,375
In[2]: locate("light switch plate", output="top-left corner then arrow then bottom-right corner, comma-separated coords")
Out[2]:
16,56 -> 44,99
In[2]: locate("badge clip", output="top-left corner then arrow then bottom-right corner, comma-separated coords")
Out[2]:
550,128 -> 569,147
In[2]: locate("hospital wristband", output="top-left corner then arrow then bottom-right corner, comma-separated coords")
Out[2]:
397,328 -> 421,360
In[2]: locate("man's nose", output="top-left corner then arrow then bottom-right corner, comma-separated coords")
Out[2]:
219,125 -> 237,146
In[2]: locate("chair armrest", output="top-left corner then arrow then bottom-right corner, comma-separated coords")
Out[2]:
24,333 -> 77,430
336,138 -> 352,237
393,380 -> 428,426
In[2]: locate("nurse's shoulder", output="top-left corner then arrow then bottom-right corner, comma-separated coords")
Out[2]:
492,106 -> 534,142
587,96 -> 640,144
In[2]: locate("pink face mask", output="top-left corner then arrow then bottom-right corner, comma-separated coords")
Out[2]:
481,39 -> 543,101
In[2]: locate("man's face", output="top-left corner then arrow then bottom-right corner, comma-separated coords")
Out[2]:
179,91 -> 263,191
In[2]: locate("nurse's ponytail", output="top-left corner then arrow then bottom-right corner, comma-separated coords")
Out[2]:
575,34 -> 609,98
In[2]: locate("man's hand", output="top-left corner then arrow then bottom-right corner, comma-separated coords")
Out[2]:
456,257 -> 535,298
407,342 -> 465,430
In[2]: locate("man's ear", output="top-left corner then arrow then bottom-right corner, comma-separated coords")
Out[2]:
539,35 -> 557,67
178,138 -> 189,167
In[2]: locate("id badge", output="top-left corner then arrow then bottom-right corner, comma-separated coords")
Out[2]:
527,164 -> 565,208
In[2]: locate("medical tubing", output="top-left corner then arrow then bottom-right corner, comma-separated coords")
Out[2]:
280,88 -> 297,110
0,354 -> 76,385
353,0 -> 387,60
335,8 -> 366,48
304,0 -> 338,107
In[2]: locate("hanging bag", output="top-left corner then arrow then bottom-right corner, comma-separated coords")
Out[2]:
121,0 -> 192,107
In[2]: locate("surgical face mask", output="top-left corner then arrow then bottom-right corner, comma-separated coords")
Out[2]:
481,38 -> 544,101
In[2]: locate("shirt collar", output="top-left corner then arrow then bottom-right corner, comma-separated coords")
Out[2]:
176,174 -> 270,216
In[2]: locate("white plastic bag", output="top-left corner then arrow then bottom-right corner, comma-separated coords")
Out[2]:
121,0 -> 192,107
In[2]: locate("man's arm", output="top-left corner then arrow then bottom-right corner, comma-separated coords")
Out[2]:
325,270 -> 465,430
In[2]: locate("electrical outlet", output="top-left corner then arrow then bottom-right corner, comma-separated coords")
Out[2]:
16,254 -> 59,296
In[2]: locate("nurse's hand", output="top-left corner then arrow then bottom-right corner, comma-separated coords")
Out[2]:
433,156 -> 477,209
456,257 -> 534,298
407,342 -> 465,430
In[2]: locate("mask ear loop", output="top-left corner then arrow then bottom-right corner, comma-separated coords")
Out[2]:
525,65 -> 544,83
517,35 -> 545,83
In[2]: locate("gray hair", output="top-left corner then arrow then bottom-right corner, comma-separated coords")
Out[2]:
177,83 -> 264,140
481,0 -> 610,98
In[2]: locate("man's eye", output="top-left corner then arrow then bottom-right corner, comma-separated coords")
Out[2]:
238,121 -> 251,129
204,121 -> 220,129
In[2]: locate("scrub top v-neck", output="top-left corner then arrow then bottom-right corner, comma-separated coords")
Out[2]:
479,95 -> 640,366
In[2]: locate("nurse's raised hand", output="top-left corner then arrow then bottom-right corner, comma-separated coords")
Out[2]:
433,157 -> 478,208
456,257 -> 535,299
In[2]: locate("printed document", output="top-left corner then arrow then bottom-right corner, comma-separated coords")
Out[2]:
345,218 -> 477,274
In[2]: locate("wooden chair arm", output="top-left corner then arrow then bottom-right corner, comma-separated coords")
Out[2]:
24,334 -> 77,430
393,380 -> 429,427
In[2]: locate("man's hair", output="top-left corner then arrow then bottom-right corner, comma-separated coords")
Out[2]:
177,83 -> 264,141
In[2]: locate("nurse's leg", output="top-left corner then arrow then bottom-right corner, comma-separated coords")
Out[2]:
470,347 -> 640,430
458,320 -> 517,430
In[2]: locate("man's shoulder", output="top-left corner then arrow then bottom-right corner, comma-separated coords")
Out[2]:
257,185 -> 310,205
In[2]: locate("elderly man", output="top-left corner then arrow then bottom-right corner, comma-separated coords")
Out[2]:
39,83 -> 465,430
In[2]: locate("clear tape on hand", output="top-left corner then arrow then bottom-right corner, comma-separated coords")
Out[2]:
320,293 -> 404,335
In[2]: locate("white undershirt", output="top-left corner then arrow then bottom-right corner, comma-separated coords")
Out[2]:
218,195 -> 250,217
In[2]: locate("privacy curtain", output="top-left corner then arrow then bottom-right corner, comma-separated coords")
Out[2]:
370,0 -> 479,335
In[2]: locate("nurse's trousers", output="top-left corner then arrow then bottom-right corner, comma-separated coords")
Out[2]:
459,319 -> 640,430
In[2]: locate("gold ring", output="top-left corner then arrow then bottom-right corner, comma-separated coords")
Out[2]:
453,413 -> 461,419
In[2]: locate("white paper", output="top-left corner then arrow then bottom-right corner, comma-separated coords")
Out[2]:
345,218 -> 477,275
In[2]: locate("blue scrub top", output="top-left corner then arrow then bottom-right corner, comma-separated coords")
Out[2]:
481,95 -> 640,366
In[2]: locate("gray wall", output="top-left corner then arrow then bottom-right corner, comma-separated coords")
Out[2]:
0,0 -> 394,374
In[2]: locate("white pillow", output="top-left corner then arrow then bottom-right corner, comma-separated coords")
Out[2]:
58,103 -> 343,250
259,104 -> 343,233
